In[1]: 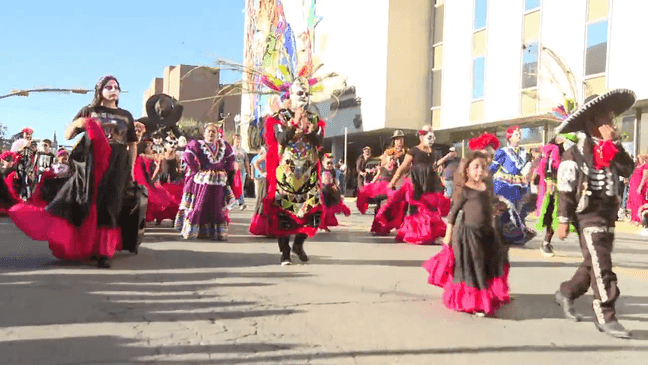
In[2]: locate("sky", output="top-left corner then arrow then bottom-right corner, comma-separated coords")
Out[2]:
0,0 -> 245,145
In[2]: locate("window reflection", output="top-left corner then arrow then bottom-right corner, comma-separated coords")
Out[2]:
585,20 -> 608,75
472,57 -> 485,99
525,0 -> 541,12
522,42 -> 539,89
474,0 -> 487,30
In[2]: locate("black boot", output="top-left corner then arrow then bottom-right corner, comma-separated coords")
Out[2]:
97,256 -> 111,269
278,236 -> 292,266
292,234 -> 309,263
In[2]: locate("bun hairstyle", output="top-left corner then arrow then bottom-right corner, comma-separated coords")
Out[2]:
91,75 -> 120,107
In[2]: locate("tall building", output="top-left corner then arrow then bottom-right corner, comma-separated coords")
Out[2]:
244,0 -> 648,159
433,0 -> 648,156
143,65 -> 242,140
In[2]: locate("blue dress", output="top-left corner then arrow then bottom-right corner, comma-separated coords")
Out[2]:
489,146 -> 528,207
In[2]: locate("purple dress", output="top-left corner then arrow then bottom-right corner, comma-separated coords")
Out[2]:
174,139 -> 235,239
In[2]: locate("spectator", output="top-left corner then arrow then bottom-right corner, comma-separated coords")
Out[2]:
443,147 -> 460,198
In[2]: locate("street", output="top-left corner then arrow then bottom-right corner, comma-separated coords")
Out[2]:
1,201 -> 648,365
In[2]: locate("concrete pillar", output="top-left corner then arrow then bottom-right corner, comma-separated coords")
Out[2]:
332,138 -> 344,163
635,108 -> 642,157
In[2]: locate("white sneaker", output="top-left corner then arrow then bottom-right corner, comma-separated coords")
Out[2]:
239,203 -> 247,211
639,229 -> 648,237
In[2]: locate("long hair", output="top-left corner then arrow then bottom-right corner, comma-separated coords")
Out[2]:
452,150 -> 490,201
91,75 -> 120,107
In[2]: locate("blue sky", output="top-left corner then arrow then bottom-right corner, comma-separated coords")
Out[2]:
0,0 -> 244,144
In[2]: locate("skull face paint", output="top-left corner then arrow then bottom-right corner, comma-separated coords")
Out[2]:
422,131 -> 436,147
102,80 -> 120,102
289,78 -> 310,110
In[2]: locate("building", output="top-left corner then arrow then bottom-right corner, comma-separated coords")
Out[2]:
243,0 -> 648,162
143,64 -> 242,140
242,0 -> 438,165
435,0 -> 648,156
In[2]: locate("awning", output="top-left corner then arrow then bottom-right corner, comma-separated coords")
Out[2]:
438,113 -> 563,140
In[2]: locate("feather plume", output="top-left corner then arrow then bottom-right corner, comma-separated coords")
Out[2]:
468,133 -> 500,151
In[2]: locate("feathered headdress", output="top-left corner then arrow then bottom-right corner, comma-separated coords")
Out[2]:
469,133 -> 500,151
21,127 -> 33,135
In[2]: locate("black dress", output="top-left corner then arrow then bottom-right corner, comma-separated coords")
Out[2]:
408,146 -> 444,198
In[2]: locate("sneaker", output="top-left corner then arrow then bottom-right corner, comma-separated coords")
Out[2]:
540,242 -> 555,257
554,290 -> 582,322
239,204 -> 247,211
639,229 -> 648,237
596,320 -> 631,339
474,312 -> 487,318
280,251 -> 292,266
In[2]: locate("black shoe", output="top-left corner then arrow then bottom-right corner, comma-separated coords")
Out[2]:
280,251 -> 292,266
97,256 -> 111,269
292,245 -> 309,263
554,290 -> 581,322
540,242 -> 555,257
596,320 -> 631,339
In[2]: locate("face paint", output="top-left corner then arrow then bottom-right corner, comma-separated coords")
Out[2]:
423,132 -> 436,147
102,80 -> 120,102
289,79 -> 310,110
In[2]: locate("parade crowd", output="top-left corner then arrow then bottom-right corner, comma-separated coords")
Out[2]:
1,74 -> 647,340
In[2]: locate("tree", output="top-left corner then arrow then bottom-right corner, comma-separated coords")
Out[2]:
0,122 -> 10,151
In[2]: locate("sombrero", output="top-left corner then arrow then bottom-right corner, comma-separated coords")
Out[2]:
145,94 -> 184,129
391,130 -> 405,139
554,89 -> 636,134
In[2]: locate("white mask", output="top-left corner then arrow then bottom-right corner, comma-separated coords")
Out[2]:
423,132 -> 436,147
289,79 -> 310,110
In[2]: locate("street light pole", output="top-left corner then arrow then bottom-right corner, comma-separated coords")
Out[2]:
344,127 -> 348,168
0,88 -> 128,100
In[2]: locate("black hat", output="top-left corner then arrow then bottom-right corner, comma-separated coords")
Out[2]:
554,89 -> 636,134
146,94 -> 184,128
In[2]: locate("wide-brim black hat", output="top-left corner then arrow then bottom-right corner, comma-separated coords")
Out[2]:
145,93 -> 184,127
554,89 -> 636,134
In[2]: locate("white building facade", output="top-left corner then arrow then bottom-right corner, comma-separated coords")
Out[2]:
436,0 -> 648,156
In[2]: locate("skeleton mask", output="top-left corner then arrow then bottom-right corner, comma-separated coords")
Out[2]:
153,137 -> 163,145
289,78 -> 310,110
38,142 -> 51,154
165,136 -> 178,149
422,131 -> 436,147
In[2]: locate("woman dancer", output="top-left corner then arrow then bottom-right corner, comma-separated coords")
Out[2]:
535,134 -> 578,257
628,153 -> 648,225
376,125 -> 451,244
133,139 -> 175,224
10,75 -> 138,268
424,151 -> 510,317
151,135 -> 184,225
357,148 -> 398,215
319,153 -> 351,232
0,151 -> 19,215
174,123 -> 236,240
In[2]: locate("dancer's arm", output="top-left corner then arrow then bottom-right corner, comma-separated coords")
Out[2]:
388,154 -> 413,189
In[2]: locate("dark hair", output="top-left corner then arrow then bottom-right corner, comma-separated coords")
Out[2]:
452,150 -> 490,201
91,75 -> 120,107
42,139 -> 52,145
136,141 -> 150,155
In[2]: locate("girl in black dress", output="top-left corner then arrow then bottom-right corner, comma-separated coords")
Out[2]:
424,151 -> 510,316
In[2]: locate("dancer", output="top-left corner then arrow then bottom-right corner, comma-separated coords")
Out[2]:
424,151 -> 510,317
319,153 -> 351,232
628,153 -> 648,225
10,75 -> 139,268
174,122 -> 236,240
264,78 -> 325,265
11,138 -> 35,201
249,146 -> 273,237
356,148 -> 398,215
554,89 -> 636,339
490,126 -> 532,221
232,134 -> 250,211
376,126 -> 451,244
34,139 -> 56,178
391,130 -> 409,168
535,133 -> 578,257
0,151 -> 19,214
356,147 -> 373,191
150,135 -> 184,225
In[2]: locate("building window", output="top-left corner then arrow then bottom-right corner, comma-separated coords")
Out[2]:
585,19 -> 608,76
473,0 -> 487,30
433,4 -> 444,45
472,56 -> 485,100
522,42 -> 539,89
525,0 -> 541,12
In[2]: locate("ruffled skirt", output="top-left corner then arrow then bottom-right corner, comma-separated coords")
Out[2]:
423,224 -> 510,315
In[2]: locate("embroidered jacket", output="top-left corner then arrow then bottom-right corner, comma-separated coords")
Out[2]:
556,134 -> 634,225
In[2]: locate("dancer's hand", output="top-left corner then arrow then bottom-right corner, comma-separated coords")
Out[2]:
442,234 -> 451,246
557,223 -> 570,240
387,181 -> 395,190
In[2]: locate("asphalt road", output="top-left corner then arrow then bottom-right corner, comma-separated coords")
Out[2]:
1,202 -> 648,365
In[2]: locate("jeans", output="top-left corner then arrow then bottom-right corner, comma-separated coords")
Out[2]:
445,180 -> 455,198
238,169 -> 247,205
339,174 -> 346,195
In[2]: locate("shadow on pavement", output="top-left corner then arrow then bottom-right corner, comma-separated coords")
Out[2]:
0,336 -> 300,365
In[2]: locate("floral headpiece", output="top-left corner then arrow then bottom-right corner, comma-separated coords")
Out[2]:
469,133 -> 501,151
506,126 -> 520,140
22,127 -> 33,134
56,149 -> 69,157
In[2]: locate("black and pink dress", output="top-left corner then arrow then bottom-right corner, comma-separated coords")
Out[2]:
424,186 -> 510,316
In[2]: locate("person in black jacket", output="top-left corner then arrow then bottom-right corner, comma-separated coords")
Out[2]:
554,89 -> 636,339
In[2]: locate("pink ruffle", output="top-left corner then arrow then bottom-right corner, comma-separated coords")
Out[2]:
628,163 -> 648,223
249,213 -> 274,236
396,211 -> 446,245
357,181 -> 390,215
423,247 -> 510,316
320,200 -> 351,229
